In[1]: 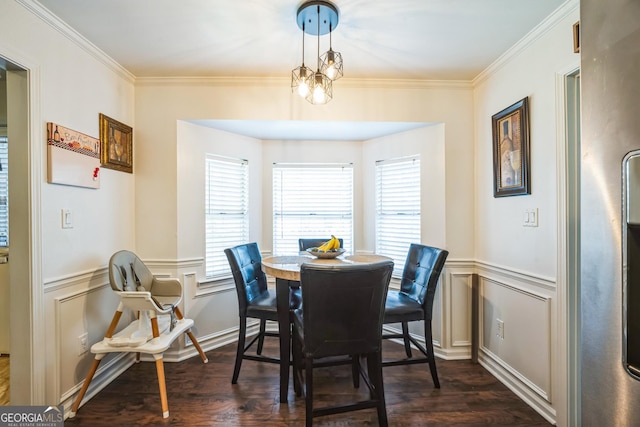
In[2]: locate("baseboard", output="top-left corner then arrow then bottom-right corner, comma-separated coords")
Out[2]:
382,324 -> 471,361
478,350 -> 557,425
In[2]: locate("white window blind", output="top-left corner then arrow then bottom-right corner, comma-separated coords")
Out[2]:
375,155 -> 421,277
0,136 -> 7,247
205,155 -> 249,279
273,164 -> 353,255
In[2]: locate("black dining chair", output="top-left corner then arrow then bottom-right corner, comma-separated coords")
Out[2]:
298,238 -> 344,251
382,243 -> 448,388
292,260 -> 394,427
224,242 -> 302,384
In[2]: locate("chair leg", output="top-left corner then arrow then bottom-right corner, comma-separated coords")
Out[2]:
292,330 -> 302,396
232,316 -> 247,384
305,357 -> 314,427
186,330 -> 208,363
257,319 -> 267,355
424,321 -> 440,388
153,354 -> 170,418
69,308 -> 122,418
174,307 -> 208,363
351,354 -> 360,388
68,354 -> 105,418
368,352 -> 388,427
402,321 -> 412,358
148,315 -> 171,418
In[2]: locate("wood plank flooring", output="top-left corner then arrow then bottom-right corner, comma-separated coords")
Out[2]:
65,339 -> 551,426
0,356 -> 8,406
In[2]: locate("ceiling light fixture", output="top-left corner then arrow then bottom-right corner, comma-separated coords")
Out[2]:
291,0 -> 342,105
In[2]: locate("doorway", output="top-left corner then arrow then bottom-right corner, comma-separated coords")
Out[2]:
0,56 -> 32,405
0,64 -> 8,405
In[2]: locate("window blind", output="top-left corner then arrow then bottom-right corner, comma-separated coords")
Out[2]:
205,155 -> 249,279
375,155 -> 421,277
273,164 -> 353,255
0,136 -> 7,247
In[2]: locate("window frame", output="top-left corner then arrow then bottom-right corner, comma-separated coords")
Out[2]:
204,154 -> 249,280
375,155 -> 421,277
272,163 -> 354,256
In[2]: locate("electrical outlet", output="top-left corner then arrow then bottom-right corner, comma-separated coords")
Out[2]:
78,332 -> 88,356
497,319 -> 505,339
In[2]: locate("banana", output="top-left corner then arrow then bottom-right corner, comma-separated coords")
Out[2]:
316,239 -> 332,252
314,235 -> 340,252
330,235 -> 340,250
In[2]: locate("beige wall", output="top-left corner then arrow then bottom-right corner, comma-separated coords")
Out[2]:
135,80 -> 475,261
472,2 -> 579,425
0,0 -> 135,406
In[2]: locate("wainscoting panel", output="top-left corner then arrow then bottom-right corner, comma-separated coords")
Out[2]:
479,275 -> 552,401
443,261 -> 475,359
449,271 -> 473,349
47,277 -> 126,404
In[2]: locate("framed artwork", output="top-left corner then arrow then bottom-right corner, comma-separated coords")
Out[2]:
46,122 -> 101,189
99,113 -> 133,173
492,97 -> 530,197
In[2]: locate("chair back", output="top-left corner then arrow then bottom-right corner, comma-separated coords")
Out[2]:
299,260 -> 394,359
399,244 -> 449,318
224,243 -> 269,315
109,250 -> 155,292
298,238 -> 344,251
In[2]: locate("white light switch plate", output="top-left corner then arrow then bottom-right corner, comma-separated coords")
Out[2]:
62,209 -> 73,229
523,208 -> 538,227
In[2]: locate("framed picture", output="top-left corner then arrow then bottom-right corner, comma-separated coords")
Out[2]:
99,113 -> 133,173
492,97 -> 530,197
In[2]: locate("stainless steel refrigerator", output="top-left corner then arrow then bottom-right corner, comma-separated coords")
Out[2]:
581,0 -> 640,425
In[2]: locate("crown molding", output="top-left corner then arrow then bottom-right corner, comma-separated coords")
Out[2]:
19,0 -> 135,83
472,0 -> 579,86
135,75 -> 473,90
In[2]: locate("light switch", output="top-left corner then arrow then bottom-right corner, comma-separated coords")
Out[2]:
523,208 -> 539,227
62,209 -> 73,229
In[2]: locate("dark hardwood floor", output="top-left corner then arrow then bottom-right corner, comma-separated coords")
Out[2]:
65,339 -> 551,426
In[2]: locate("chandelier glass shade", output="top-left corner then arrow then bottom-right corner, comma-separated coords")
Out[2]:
320,48 -> 343,81
307,70 -> 333,104
291,1 -> 342,105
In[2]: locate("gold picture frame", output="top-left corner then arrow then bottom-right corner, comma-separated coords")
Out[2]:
99,113 -> 133,173
492,97 -> 530,197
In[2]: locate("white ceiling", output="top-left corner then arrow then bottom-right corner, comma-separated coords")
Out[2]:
34,0 -> 567,139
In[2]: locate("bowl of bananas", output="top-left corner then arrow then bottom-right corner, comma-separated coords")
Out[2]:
306,235 -> 345,259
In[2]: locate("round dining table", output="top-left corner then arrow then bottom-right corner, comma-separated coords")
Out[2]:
261,253 -> 393,403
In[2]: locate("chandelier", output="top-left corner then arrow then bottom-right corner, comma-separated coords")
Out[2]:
291,0 -> 343,105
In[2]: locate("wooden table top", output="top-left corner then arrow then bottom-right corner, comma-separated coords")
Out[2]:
261,253 -> 392,282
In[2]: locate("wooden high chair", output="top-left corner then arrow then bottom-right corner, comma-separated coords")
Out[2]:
69,250 -> 208,419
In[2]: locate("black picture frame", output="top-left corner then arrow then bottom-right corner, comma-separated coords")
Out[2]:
492,97 -> 530,197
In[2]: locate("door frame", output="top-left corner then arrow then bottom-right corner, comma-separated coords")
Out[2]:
556,63 -> 581,427
0,48 -> 45,404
